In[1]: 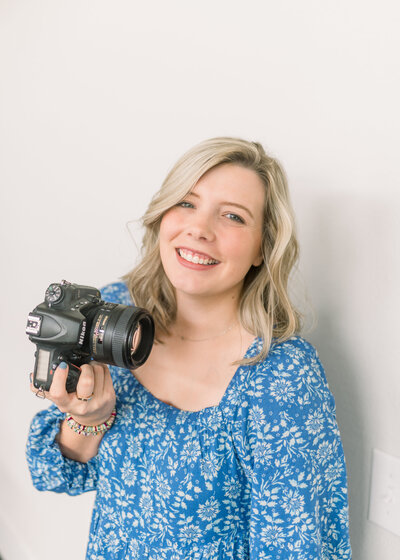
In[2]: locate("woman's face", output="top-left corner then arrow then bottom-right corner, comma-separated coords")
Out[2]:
159,163 -> 265,302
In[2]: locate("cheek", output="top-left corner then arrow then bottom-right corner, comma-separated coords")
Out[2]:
158,219 -> 169,265
159,209 -> 182,239
159,215 -> 175,248
159,214 -> 180,271
228,231 -> 262,260
159,225 -> 170,261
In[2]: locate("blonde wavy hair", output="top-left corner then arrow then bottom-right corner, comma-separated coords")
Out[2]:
123,137 -> 301,364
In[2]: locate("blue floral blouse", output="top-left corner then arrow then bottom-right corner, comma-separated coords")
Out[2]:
26,282 -> 351,559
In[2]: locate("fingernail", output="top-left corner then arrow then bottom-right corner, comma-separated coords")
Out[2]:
29,372 -> 33,382
59,361 -> 68,370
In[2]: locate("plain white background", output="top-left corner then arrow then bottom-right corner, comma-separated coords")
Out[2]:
1,1 -> 399,559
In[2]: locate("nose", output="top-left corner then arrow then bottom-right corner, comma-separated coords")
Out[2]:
185,212 -> 215,241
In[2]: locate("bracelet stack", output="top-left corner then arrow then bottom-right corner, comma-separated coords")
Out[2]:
65,408 -> 117,436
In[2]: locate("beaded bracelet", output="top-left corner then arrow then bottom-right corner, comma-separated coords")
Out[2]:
65,408 -> 117,436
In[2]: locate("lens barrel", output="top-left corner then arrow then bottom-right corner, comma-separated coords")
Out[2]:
89,303 -> 154,369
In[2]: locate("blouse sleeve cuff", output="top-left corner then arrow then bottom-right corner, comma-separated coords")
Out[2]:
26,405 -> 98,495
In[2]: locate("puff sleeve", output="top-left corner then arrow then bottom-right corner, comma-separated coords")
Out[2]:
26,405 -> 99,495
231,338 -> 351,559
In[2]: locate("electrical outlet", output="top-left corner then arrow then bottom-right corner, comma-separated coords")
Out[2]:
368,448 -> 400,536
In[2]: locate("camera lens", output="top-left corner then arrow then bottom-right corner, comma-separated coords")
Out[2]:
131,325 -> 142,353
88,303 -> 154,369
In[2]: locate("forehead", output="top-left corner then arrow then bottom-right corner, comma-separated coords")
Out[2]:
192,163 -> 266,204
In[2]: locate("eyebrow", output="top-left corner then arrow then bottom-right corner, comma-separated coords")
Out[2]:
187,192 -> 255,219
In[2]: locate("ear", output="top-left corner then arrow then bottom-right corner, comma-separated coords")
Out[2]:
252,251 -> 263,267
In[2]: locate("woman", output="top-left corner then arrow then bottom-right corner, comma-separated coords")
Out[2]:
27,137 -> 352,559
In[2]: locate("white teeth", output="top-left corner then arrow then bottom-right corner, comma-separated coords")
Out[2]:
178,249 -> 218,265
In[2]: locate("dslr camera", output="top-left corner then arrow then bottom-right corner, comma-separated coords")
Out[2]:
26,280 -> 155,393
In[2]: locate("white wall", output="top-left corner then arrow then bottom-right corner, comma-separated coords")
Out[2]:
1,1 -> 399,559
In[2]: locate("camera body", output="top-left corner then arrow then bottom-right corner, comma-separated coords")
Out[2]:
26,280 -> 154,393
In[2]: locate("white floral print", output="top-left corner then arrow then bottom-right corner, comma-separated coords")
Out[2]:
26,282 -> 352,559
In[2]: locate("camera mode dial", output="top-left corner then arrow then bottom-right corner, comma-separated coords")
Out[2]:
45,283 -> 63,305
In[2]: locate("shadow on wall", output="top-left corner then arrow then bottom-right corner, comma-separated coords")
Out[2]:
295,188 -> 399,560
310,314 -> 365,559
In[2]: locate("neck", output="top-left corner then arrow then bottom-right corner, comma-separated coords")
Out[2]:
173,291 -> 240,340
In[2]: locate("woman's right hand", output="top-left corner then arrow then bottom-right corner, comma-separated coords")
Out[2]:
30,361 -> 116,426
30,362 -> 116,462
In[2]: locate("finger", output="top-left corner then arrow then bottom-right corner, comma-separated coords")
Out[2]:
102,365 -> 115,400
48,362 -> 71,405
76,363 -> 95,399
91,362 -> 106,395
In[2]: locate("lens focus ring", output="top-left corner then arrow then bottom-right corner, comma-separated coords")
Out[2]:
110,307 -> 135,367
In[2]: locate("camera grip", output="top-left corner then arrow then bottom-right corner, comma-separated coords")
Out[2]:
65,364 -> 81,393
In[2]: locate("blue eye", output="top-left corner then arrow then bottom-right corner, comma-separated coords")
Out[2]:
177,201 -> 194,208
225,213 -> 245,224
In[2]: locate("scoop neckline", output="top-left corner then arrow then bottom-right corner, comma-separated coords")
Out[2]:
130,336 -> 262,416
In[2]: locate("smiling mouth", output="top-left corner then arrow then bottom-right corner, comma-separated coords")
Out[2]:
176,248 -> 220,265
